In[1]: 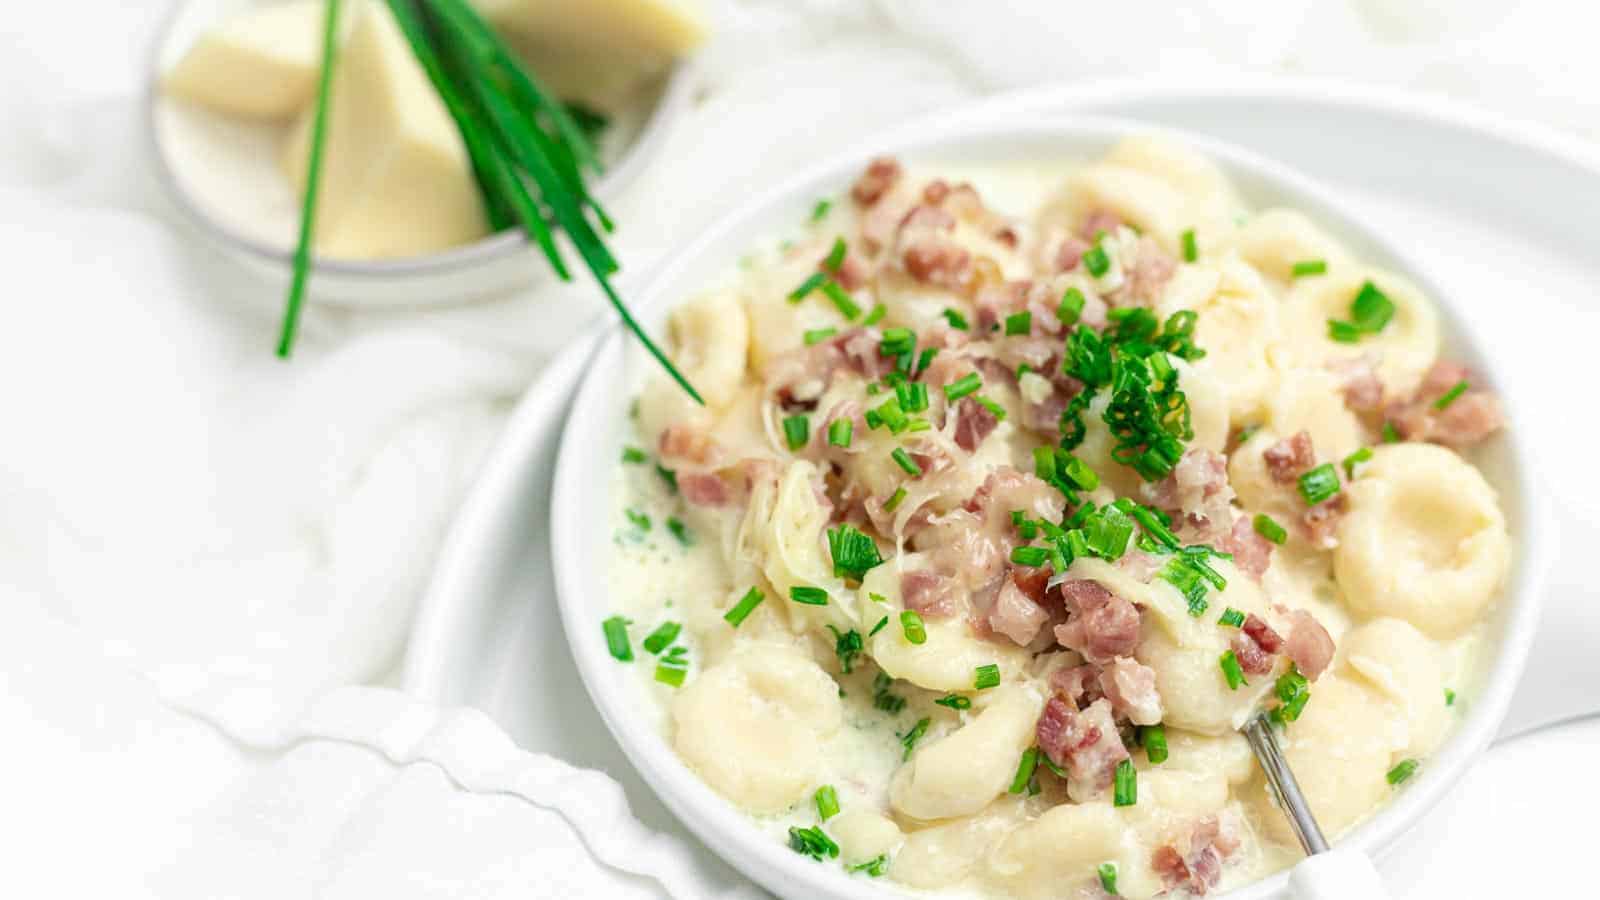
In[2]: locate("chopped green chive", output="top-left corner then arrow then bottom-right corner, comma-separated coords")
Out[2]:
941,308 -> 969,331
654,661 -> 687,687
1433,379 -> 1470,411
823,236 -> 848,272
827,417 -> 853,448
828,524 -> 884,580
1272,664 -> 1311,723
656,464 -> 678,493
915,346 -> 939,375
1218,607 -> 1247,628
1008,747 -> 1040,794
935,693 -> 971,711
1004,311 -> 1032,336
1181,228 -> 1198,262
1220,649 -> 1248,690
783,414 -> 810,450
810,199 -> 832,222
790,585 -> 829,606
815,784 -> 840,821
974,395 -> 1007,421
621,446 -> 649,464
1253,513 -> 1288,545
873,671 -> 906,713
1099,861 -> 1119,895
891,447 -> 922,476
803,327 -> 837,346
789,271 -> 826,302
870,592 -> 888,604
641,622 -> 681,654
822,281 -> 861,319
602,616 -> 632,661
1445,688 -> 1456,706
1140,724 -> 1168,764
624,508 -> 651,531
900,717 -> 931,760
1382,421 -> 1401,443
882,486 -> 908,513
1082,242 -> 1111,277
896,381 -> 929,414
1112,759 -> 1137,807
667,516 -> 693,546
900,610 -> 927,645
880,327 -> 916,357
869,615 -> 890,637
724,587 -> 764,626
849,855 -> 887,877
1387,758 -> 1420,786
1291,259 -> 1327,278
974,664 -> 1001,690
861,303 -> 887,326
1058,287 -> 1086,325
1343,446 -> 1373,479
1327,319 -> 1365,343
1351,281 -> 1395,331
787,825 -> 839,861
828,625 -> 864,674
1011,545 -> 1049,568
944,372 -> 982,402
1297,463 -> 1341,506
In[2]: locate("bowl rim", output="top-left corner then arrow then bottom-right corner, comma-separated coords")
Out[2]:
549,112 -> 1550,900
142,0 -> 699,283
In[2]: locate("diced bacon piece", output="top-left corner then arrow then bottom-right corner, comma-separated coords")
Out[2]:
1231,613 -> 1283,676
1054,580 -> 1142,664
942,182 -> 985,221
1328,356 -> 1385,414
1263,431 -> 1315,483
909,442 -> 954,481
851,157 -> 901,206
1217,515 -> 1274,580
1118,237 -> 1177,305
1140,448 -> 1234,543
964,468 -> 1065,524
1036,698 -> 1128,796
1079,209 -> 1123,241
900,203 -> 957,234
836,328 -> 892,379
901,570 -> 958,618
1011,566 -> 1051,604
1049,663 -> 1103,708
988,576 -> 1049,646
953,396 -> 1000,452
903,239 -> 972,290
1054,235 -> 1090,272
830,254 -> 869,292
974,280 -> 1030,333
1386,360 -> 1506,449
910,509 -> 1008,592
1283,608 -> 1335,680
922,179 -> 951,205
766,329 -> 890,404
1155,817 -> 1240,896
992,225 -> 1019,248
658,423 -> 721,467
860,199 -> 907,254
678,472 -> 728,507
1100,657 -> 1163,726
1301,492 -> 1348,548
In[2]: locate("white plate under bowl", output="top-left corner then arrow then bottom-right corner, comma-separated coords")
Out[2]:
546,114 -> 1547,900
146,0 -> 696,307
404,78 -> 1600,898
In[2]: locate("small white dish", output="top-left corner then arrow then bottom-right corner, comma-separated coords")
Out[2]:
145,0 -> 697,307
546,115 -> 1549,899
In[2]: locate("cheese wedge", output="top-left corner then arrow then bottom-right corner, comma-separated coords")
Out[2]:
281,2 -> 487,259
475,0 -> 708,62
164,0 -> 331,120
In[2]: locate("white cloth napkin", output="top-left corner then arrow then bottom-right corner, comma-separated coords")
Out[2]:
5,1 -> 1598,898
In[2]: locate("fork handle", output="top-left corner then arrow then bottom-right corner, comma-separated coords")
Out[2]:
1289,847 -> 1392,900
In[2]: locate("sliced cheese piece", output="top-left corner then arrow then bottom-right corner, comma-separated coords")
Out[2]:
281,1 -> 487,259
475,0 -> 708,62
164,0 -> 332,120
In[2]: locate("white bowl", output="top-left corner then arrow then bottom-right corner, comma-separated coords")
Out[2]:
145,0 -> 696,307
549,115 -> 1549,900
